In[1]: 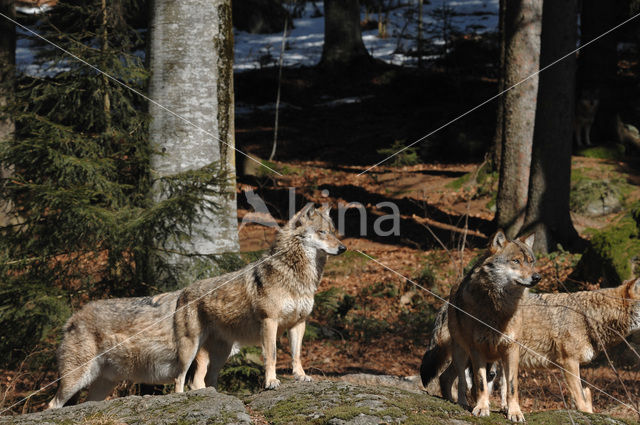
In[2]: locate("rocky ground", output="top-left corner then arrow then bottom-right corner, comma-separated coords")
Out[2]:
3,380 -> 638,425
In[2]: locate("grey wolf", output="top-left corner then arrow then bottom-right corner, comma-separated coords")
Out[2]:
574,89 -> 599,147
432,231 -> 540,422
48,204 -> 345,408
177,204 -> 345,392
48,290 -> 183,408
422,278 -> 640,415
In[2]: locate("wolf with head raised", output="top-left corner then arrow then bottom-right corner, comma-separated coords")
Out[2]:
48,204 -> 345,409
421,231 -> 540,422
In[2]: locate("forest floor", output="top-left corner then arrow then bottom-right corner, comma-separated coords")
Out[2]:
234,157 -> 640,421
231,62 -> 640,420
3,62 -> 640,420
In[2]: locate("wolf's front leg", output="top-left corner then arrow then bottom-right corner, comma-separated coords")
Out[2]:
289,320 -> 312,382
451,343 -> 470,408
262,317 -> 280,389
470,351 -> 490,417
502,348 -> 524,422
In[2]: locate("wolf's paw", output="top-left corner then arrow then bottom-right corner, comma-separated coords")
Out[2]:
265,378 -> 281,390
472,406 -> 490,417
294,373 -> 313,382
507,408 -> 525,422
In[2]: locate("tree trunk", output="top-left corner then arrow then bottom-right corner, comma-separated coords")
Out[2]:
494,0 -> 542,239
0,0 -> 15,227
522,0 -> 580,253
148,0 -> 239,280
320,0 -> 372,69
0,0 -> 14,145
577,0 -> 619,144
579,0 -> 617,89
490,0 -> 506,170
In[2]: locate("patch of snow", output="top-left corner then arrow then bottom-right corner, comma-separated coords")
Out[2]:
16,1 -> 499,77
15,4 -> 52,15
233,0 -> 499,71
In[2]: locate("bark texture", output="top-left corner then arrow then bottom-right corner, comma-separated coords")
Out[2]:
491,0 -> 506,170
320,0 -> 371,69
494,0 -> 542,239
0,0 -> 15,227
148,0 -> 239,260
0,0 -> 14,145
522,0 -> 579,253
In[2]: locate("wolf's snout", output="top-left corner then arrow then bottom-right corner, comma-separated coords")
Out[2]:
337,244 -> 347,254
531,273 -> 541,285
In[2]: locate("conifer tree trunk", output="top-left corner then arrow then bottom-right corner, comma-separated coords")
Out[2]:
491,0 -> 506,170
494,0 -> 542,239
148,0 -> 239,279
320,0 -> 372,69
0,0 -> 15,227
100,0 -> 111,131
522,0 -> 580,253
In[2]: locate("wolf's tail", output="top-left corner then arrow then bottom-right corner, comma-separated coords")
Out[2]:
420,343 -> 450,387
419,305 -> 451,387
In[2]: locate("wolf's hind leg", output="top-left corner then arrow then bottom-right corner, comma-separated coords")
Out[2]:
439,362 -> 457,402
175,337 -> 200,393
561,359 -> 593,413
203,338 -> 233,388
191,347 -> 210,390
86,377 -> 116,401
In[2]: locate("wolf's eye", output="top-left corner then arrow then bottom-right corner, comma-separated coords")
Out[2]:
512,259 -> 520,265
318,230 -> 327,235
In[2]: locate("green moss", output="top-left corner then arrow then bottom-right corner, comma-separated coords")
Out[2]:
574,216 -> 640,286
527,410 -> 638,425
575,145 -> 625,160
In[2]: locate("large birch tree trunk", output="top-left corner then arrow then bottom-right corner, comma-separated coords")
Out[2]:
148,0 -> 239,280
494,0 -> 542,239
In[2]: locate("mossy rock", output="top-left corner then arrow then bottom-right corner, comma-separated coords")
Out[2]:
0,389 -> 250,425
247,381 -> 637,424
572,215 -> 640,286
570,179 -> 623,217
575,145 -> 625,160
3,381 -> 637,425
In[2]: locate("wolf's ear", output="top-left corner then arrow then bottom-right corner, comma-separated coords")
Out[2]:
520,233 -> 535,249
288,203 -> 315,227
490,230 -> 507,252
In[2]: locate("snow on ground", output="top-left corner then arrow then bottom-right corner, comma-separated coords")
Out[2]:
234,0 -> 499,70
16,1 -> 498,76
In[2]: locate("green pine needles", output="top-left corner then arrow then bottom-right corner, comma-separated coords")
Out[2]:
0,0 -> 232,367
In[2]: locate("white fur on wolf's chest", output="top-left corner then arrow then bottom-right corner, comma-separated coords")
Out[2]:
279,296 -> 314,326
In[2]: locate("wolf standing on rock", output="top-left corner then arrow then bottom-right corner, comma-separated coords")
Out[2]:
48,204 -> 345,408
177,204 -> 345,391
421,231 -> 540,422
